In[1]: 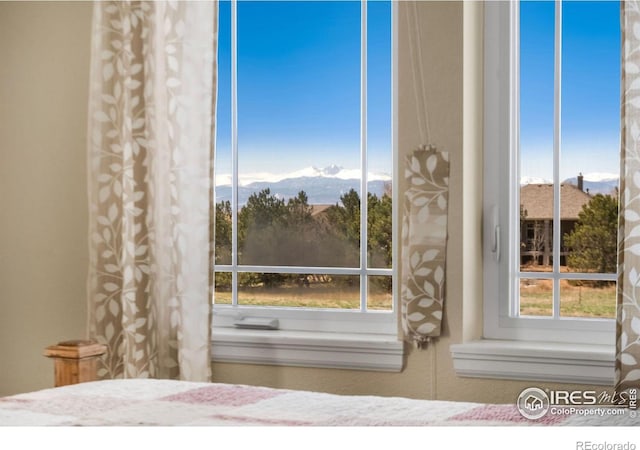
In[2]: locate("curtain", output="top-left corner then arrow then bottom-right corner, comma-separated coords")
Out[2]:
618,0 -> 640,391
86,1 -> 217,382
401,146 -> 450,347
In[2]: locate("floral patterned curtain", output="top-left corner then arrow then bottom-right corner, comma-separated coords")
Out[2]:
401,146 -> 449,347
86,1 -> 217,381
617,0 -> 640,391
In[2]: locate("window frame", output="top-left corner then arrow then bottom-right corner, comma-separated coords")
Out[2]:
450,0 -> 616,386
483,0 -> 616,346
211,0 -> 402,371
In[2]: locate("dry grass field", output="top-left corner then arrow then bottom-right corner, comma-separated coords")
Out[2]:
214,268 -> 616,318
519,278 -> 616,318
214,283 -> 393,310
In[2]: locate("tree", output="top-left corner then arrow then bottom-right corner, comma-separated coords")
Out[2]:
325,188 -> 361,248
564,194 -> 618,275
214,200 -> 232,265
238,188 -> 287,249
368,192 -> 392,291
237,189 -> 287,286
215,187 -> 393,291
286,191 -> 313,226
368,192 -> 392,268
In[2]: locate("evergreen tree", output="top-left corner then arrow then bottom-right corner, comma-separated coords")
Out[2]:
326,188 -> 361,248
286,191 -> 313,226
214,187 -> 393,291
214,200 -> 232,265
565,194 -> 618,275
368,192 -> 392,268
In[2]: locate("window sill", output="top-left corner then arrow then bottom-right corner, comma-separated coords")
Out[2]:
450,340 -> 615,386
212,328 -> 404,372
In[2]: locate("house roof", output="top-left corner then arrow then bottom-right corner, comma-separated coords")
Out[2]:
311,204 -> 332,216
520,184 -> 592,220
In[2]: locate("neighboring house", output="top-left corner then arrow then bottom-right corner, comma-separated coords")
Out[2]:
520,175 -> 592,267
311,204 -> 333,217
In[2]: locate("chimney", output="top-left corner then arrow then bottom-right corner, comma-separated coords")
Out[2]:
577,173 -> 584,192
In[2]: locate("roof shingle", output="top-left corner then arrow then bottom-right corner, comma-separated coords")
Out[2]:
520,184 -> 593,220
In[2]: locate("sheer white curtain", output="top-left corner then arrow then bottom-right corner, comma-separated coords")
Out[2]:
617,0 -> 640,391
86,1 -> 217,381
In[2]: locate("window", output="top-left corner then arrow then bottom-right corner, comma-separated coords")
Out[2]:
452,0 -> 619,384
211,0 -> 401,371
485,0 -> 619,344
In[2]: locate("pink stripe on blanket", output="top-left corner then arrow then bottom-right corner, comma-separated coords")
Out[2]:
449,404 -> 567,425
161,385 -> 284,407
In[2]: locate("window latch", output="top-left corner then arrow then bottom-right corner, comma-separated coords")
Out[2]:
493,225 -> 501,262
491,207 -> 501,262
234,317 -> 280,330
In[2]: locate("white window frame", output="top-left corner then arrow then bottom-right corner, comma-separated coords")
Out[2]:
211,0 -> 403,372
451,1 -> 616,385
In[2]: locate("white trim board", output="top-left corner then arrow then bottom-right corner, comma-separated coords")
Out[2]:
450,340 -> 615,386
212,328 -> 404,372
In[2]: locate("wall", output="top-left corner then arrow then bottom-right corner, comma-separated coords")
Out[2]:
0,1 -> 612,402
0,1 -> 92,396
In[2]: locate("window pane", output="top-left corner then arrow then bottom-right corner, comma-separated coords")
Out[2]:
214,272 -> 232,305
367,192 -> 392,269
215,1 -> 232,265
519,278 -> 553,317
215,200 -> 232,266
518,207 -> 553,268
237,1 -> 361,267
237,189 -> 359,267
560,279 -> 616,319
367,0 -> 392,269
237,273 -> 360,309
561,1 -> 620,275
519,1 -> 555,272
368,275 -> 392,311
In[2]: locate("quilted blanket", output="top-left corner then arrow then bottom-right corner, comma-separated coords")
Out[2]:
0,379 -> 637,426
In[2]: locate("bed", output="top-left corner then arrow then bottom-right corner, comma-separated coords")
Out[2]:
0,379 -> 637,426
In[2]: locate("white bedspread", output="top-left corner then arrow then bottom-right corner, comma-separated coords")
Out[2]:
0,379 -> 637,426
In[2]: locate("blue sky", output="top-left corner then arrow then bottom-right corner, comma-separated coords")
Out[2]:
520,0 -> 620,181
215,0 -> 620,183
215,0 -> 391,179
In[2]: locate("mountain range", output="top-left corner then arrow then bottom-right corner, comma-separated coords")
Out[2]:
215,165 -> 392,206
521,173 -> 619,196
214,168 -> 619,207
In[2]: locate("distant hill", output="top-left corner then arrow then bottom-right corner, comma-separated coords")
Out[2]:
563,174 -> 619,196
215,166 -> 391,206
520,173 -> 619,196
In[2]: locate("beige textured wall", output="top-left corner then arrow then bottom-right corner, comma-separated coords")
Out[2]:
0,1 -> 612,402
0,1 -> 92,396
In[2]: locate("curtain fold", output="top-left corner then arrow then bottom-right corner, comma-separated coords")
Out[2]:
401,146 -> 450,347
617,0 -> 640,391
86,1 -> 217,381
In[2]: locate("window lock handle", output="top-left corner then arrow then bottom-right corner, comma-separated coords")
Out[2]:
491,206 -> 501,262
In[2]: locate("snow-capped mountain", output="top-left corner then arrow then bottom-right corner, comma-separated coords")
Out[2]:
215,166 -> 392,205
216,165 -> 391,187
520,176 -> 551,185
